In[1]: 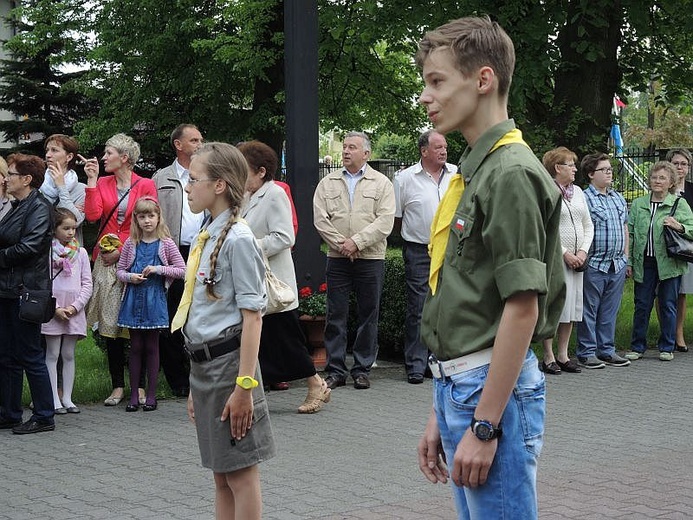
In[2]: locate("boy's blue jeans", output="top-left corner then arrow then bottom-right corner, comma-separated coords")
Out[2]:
433,350 -> 545,520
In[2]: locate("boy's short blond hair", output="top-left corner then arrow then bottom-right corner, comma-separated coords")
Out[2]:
416,16 -> 515,98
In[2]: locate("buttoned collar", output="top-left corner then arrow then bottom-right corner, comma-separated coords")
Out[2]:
586,183 -> 613,197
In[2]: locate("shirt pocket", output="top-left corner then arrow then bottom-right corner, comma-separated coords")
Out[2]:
323,188 -> 342,215
358,188 -> 378,214
591,209 -> 608,230
195,263 -> 224,287
448,211 -> 476,270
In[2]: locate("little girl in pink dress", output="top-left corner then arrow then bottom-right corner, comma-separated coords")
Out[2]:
42,208 -> 93,413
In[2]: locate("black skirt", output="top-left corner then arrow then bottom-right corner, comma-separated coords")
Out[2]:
259,309 -> 317,384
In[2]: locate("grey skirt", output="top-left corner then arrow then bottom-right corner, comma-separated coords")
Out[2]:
190,348 -> 276,473
680,268 -> 693,294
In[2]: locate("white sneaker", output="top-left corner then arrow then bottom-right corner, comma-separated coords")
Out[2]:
659,352 -> 674,361
624,351 -> 643,360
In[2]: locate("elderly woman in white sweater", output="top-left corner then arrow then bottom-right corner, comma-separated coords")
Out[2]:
239,140 -> 331,414
541,147 -> 594,374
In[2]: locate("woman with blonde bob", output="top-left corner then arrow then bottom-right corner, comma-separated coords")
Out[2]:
541,146 -> 594,373
82,133 -> 157,406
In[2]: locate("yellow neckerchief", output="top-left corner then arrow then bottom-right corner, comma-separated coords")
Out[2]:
428,128 -> 530,294
171,229 -> 211,332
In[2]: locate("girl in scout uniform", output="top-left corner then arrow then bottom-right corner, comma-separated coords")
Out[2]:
171,142 -> 275,520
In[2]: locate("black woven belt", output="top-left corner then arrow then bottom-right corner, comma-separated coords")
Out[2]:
185,335 -> 240,363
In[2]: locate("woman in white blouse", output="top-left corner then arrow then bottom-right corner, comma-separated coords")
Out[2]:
541,147 -> 594,374
239,141 -> 331,414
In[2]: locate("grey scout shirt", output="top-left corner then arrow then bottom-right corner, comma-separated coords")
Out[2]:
183,209 -> 267,346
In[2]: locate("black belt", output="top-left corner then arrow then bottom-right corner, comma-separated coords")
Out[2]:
185,335 -> 240,363
404,240 -> 428,249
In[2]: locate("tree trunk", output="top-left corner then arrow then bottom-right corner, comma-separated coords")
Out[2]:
551,0 -> 622,158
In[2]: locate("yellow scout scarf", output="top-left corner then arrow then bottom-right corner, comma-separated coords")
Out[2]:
428,128 -> 530,294
171,229 -> 211,332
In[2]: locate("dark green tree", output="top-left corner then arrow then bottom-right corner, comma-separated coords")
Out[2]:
8,0 -> 693,161
76,0 -> 286,163
0,0 -> 95,153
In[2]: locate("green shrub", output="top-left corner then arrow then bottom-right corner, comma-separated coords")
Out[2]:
378,248 -> 406,357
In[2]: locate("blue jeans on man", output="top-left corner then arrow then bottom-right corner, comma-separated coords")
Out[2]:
0,298 -> 55,425
576,265 -> 627,358
631,257 -> 681,353
434,350 -> 545,519
403,241 -> 430,377
324,257 -> 385,379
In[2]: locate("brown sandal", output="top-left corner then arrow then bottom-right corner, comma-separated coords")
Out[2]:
297,380 -> 331,414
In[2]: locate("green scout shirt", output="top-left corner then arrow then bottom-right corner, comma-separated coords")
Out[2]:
421,120 -> 566,361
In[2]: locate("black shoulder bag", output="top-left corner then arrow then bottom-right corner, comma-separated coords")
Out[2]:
664,197 -> 693,263
19,264 -> 63,324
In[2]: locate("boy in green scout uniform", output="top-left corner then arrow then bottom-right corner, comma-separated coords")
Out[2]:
415,16 -> 565,519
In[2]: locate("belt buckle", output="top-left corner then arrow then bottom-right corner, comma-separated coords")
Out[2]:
428,354 -> 446,379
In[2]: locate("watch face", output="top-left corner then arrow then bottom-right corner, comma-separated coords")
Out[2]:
475,422 -> 492,440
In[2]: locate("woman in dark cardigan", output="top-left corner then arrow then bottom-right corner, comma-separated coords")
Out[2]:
669,148 -> 693,351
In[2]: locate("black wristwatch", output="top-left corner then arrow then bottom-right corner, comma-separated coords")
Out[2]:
470,417 -> 502,441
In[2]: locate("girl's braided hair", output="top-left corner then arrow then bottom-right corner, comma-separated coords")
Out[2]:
193,142 -> 249,300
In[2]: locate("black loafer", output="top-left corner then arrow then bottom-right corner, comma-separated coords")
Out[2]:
353,374 -> 371,389
142,403 -> 157,412
12,419 -> 55,435
407,373 -> 424,384
125,404 -> 139,412
541,361 -> 561,375
676,344 -> 689,353
324,375 -> 346,390
556,359 -> 582,373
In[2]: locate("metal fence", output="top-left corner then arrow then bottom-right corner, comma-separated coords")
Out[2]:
316,159 -> 413,182
306,148 -> 685,205
612,148 -> 657,203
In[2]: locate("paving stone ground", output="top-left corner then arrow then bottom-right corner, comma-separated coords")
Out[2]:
2,350 -> 692,519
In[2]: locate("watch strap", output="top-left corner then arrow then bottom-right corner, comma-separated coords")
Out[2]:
236,376 -> 259,389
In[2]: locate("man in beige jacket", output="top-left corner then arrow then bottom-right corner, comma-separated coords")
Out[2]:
313,131 -> 395,390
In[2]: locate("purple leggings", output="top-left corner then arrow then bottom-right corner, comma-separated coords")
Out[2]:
128,329 -> 160,406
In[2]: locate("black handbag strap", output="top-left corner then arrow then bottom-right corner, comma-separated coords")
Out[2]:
669,196 -> 681,217
96,178 -> 142,239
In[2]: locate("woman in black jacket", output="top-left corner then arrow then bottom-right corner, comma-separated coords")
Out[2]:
0,153 -> 56,434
